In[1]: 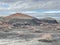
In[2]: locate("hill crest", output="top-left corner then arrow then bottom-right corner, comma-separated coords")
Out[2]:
4,13 -> 34,19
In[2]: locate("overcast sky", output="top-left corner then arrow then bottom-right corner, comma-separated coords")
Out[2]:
0,0 -> 60,19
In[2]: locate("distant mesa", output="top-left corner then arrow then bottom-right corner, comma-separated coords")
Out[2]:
40,17 -> 58,24
42,17 -> 55,20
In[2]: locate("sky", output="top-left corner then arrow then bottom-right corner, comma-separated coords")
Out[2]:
0,0 -> 60,19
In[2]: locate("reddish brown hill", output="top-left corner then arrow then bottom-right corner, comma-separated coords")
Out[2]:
3,13 -> 40,26
4,13 -> 34,19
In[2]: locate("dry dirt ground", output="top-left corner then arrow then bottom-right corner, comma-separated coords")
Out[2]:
0,26 -> 60,45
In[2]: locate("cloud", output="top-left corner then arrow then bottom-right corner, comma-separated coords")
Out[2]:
0,2 -> 11,10
8,0 -> 60,10
42,11 -> 60,13
0,0 -> 60,17
22,11 -> 60,13
0,0 -> 60,11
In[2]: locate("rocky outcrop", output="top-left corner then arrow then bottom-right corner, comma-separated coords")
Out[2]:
0,22 -> 14,30
38,33 -> 54,42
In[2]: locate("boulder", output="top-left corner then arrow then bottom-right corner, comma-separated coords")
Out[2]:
38,33 -> 54,42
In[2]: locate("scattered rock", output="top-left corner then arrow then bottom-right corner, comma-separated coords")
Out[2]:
38,33 -> 54,42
